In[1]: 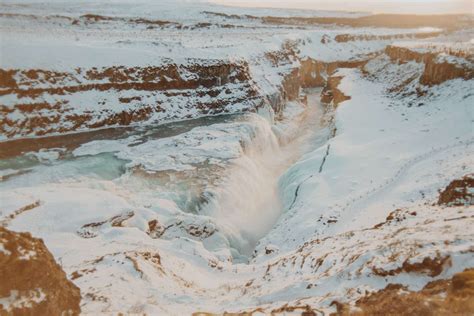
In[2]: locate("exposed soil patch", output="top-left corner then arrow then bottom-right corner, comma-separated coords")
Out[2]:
2,63 -> 251,98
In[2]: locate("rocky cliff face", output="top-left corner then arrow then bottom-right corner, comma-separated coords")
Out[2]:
420,58 -> 474,86
299,59 -> 328,88
333,269 -> 474,315
320,76 -> 351,106
299,58 -> 367,106
299,58 -> 367,89
438,174 -> 474,207
0,61 -> 260,138
385,45 -> 474,86
360,44 -> 473,101
0,227 -> 81,315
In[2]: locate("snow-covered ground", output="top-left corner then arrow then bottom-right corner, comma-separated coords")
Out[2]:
1,1 -> 473,314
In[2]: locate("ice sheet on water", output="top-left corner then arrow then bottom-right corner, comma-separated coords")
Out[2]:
73,113 -> 274,172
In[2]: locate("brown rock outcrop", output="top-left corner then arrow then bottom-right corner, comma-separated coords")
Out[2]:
281,68 -> 301,100
320,76 -> 351,106
0,227 -> 81,315
385,45 -> 474,86
0,61 -> 259,138
299,58 -> 367,89
335,31 -> 442,43
438,174 -> 474,207
299,59 -> 328,88
332,269 -> 474,316
420,59 -> 474,86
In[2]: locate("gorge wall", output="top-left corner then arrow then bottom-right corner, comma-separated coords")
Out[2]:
2,38 -> 472,140
0,61 -> 260,138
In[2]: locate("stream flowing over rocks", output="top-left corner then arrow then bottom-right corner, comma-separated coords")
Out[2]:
0,1 -> 473,314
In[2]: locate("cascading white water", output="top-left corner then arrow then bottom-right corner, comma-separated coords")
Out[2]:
0,90 -> 327,263
199,91 -> 326,258
199,113 -> 282,257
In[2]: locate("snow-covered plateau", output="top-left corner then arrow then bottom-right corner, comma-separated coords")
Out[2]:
0,1 -> 473,315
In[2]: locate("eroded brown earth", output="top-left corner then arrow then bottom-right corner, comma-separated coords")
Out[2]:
0,61 -> 259,138
332,269 -> 474,316
0,227 -> 81,315
438,174 -> 474,207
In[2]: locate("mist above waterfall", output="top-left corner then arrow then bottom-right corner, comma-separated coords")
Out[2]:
199,92 -> 328,258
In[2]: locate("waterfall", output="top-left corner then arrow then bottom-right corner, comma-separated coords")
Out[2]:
199,91 -> 325,258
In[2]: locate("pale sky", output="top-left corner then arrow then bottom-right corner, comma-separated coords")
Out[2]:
211,0 -> 473,14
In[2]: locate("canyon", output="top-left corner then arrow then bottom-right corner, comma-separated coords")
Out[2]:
0,1 -> 473,315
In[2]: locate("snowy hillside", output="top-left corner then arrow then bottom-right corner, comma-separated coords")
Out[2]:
0,1 -> 473,315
